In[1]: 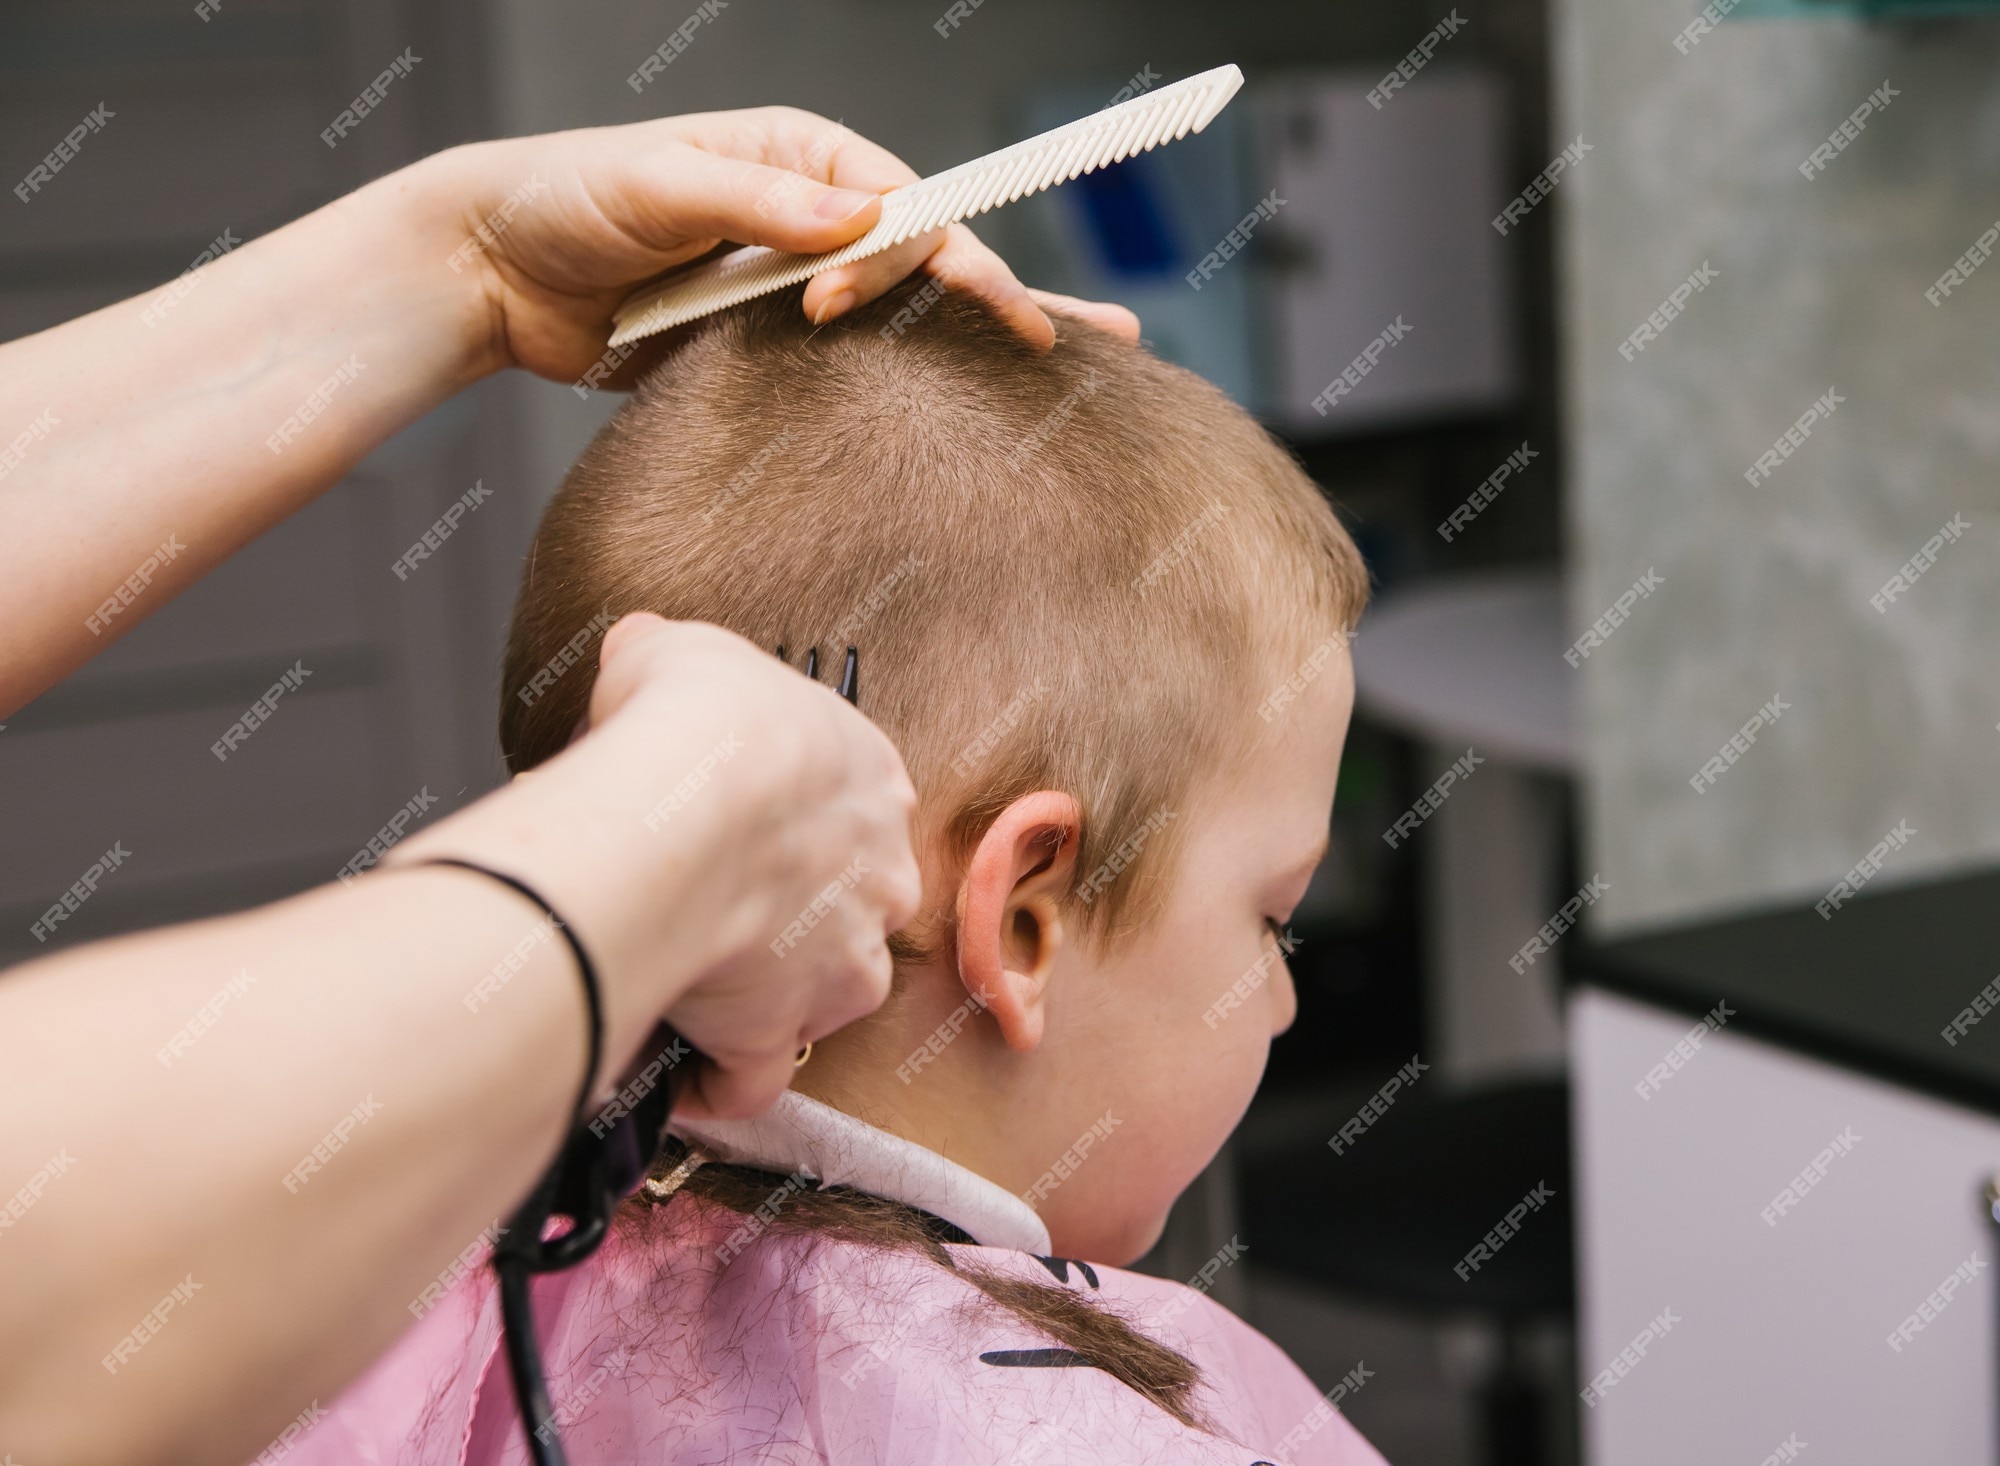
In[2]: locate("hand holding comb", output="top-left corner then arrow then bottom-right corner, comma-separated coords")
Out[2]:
609,63 -> 1245,346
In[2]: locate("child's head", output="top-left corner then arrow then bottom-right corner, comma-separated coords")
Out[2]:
503,280 -> 1366,1265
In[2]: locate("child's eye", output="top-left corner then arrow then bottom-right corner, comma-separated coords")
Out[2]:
1264,918 -> 1301,958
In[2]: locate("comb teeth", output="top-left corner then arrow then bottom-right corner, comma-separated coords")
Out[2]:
608,63 -> 1245,346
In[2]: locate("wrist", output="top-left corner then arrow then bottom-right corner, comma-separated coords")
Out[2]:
340,146 -> 515,391
389,717 -> 775,1073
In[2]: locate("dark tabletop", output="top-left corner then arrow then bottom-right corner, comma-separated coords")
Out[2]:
1569,865 -> 2000,1119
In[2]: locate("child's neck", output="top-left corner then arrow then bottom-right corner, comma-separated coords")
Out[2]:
790,1017 -> 1018,1197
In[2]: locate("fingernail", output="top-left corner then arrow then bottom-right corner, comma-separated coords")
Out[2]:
813,289 -> 857,324
814,187 -> 876,222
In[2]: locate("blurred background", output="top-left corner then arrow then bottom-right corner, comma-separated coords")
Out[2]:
7,2 -> 2000,1462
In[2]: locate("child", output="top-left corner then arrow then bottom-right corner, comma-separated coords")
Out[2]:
294,279 -> 1381,1465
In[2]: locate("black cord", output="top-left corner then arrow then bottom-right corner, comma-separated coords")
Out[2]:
404,856 -> 604,1466
498,1230 -> 567,1466
401,647 -> 855,1462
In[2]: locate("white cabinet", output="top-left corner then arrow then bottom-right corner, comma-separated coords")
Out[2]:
1254,68 -> 1521,434
1571,987 -> 1998,1463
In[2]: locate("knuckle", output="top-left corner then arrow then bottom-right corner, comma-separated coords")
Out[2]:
851,947 -> 894,1006
931,232 -> 1005,285
762,103 -> 823,130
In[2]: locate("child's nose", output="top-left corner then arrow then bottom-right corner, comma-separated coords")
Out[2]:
1269,950 -> 1299,1036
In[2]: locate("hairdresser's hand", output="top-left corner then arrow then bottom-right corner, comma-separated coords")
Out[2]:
0,108 -> 1140,712
419,107 -> 1140,383
396,614 -> 921,1120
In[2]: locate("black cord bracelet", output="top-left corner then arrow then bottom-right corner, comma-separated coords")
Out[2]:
408,857 -> 604,1126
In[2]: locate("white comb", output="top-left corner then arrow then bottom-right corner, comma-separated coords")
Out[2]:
608,63 -> 1245,346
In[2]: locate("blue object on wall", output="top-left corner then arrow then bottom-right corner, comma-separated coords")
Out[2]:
1072,158 -> 1180,279
994,80 -> 1263,410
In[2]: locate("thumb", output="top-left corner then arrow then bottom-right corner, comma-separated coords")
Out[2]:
587,611 -> 672,725
617,146 -> 884,258
674,1046 -> 801,1123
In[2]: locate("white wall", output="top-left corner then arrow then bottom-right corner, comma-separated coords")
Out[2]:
1555,3 -> 2000,931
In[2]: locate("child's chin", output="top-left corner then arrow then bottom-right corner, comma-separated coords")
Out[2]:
1064,1208 -> 1168,1264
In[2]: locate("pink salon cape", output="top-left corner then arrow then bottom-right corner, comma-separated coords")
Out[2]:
276,1092 -> 1389,1466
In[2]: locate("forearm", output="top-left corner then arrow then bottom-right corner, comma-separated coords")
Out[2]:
0,152 -> 494,717
0,867 -> 598,1465
0,625 -> 854,1466
0,106 -> 1096,719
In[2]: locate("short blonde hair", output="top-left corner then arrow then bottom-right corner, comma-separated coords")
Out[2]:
501,281 -> 1366,955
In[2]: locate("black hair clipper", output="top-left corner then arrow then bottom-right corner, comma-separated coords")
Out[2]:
494,1021 -> 693,1466
496,644 -> 856,1466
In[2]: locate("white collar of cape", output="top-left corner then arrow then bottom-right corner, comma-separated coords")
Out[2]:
667,1088 -> 1052,1255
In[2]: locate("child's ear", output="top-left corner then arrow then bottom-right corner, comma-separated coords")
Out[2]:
954,791 -> 1081,1053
